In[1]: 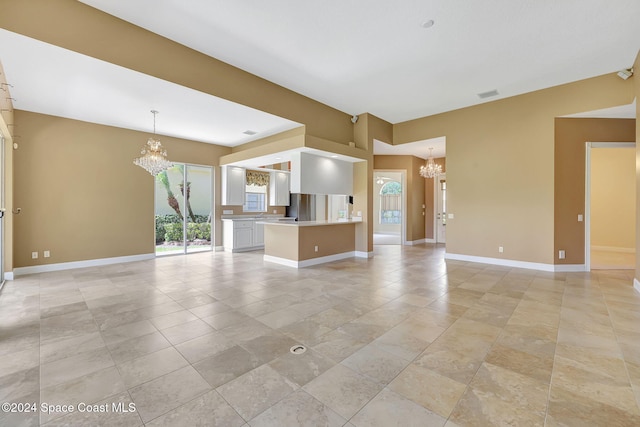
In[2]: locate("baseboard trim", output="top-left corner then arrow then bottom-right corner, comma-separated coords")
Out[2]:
424,238 -> 436,244
13,253 -> 156,277
264,251 -> 356,268
214,246 -> 225,252
355,251 -> 374,258
634,278 -> 640,294
405,239 -> 426,246
591,246 -> 636,254
4,272 -> 14,281
444,252 -> 586,272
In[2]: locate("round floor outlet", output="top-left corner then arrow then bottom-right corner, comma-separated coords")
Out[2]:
289,345 -> 307,355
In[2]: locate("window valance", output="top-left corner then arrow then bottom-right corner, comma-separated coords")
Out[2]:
246,170 -> 270,186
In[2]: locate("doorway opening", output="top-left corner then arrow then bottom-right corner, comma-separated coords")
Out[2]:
155,163 -> 214,256
373,171 -> 405,245
585,142 -> 635,270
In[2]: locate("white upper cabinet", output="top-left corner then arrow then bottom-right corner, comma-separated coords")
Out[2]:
221,165 -> 246,206
269,171 -> 290,206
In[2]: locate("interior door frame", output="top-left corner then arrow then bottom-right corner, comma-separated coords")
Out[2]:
435,172 -> 446,244
373,169 -> 406,245
584,141 -> 636,271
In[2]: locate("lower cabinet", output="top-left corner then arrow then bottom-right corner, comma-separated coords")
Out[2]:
223,219 -> 264,252
253,221 -> 264,246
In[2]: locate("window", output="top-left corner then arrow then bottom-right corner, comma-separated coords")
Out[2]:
380,181 -> 401,224
244,183 -> 267,212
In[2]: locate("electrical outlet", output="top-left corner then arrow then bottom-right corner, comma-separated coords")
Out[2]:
44,250 -> 50,258
577,214 -> 583,222
559,250 -> 566,259
314,245 -> 319,252
498,246 -> 504,253
31,251 -> 38,259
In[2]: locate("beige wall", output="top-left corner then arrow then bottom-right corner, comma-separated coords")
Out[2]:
264,225 -> 298,260
554,118 -> 635,264
2,1 -> 639,276
353,114 -> 391,253
13,111 -> 230,267
395,74 -> 634,264
263,224 -> 355,261
374,155 -> 426,243
590,147 -> 635,250
299,225 -> 355,260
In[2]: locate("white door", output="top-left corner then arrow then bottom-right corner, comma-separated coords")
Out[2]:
436,174 -> 446,243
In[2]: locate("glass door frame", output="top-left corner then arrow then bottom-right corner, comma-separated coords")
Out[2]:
154,162 -> 214,256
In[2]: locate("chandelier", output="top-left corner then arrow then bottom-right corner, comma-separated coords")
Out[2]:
133,110 -> 173,176
419,147 -> 442,178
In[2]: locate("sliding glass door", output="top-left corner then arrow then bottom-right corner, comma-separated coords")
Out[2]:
185,165 -> 213,253
155,163 -> 213,256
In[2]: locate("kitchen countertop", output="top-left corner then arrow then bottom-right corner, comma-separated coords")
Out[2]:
258,217 -> 363,227
221,215 -> 291,221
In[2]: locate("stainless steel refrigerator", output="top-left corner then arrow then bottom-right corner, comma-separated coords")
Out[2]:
286,194 -> 316,221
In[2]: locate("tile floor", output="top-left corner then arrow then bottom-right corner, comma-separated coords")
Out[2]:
0,244 -> 639,426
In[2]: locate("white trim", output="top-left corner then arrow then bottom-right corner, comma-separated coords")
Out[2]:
444,252 -> 586,272
4,272 -> 13,281
553,264 -> 588,272
634,278 -> 640,294
405,239 -> 426,246
591,245 -> 636,254
13,253 -> 155,277
355,251 -> 374,258
214,246 -> 225,252
424,238 -> 436,244
264,251 -> 356,268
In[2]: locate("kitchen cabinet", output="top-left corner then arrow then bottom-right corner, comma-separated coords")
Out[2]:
222,219 -> 264,252
269,171 -> 290,206
253,221 -> 265,246
221,165 -> 246,206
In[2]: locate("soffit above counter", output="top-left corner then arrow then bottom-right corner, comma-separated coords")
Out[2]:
219,132 -> 369,168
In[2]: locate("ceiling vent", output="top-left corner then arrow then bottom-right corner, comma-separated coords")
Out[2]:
243,130 -> 258,135
477,89 -> 499,99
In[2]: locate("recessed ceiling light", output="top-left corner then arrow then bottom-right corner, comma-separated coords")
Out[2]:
420,20 -> 435,29
243,130 -> 257,135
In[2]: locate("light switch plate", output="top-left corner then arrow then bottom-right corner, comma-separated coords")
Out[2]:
577,214 -> 583,222
447,213 -> 454,219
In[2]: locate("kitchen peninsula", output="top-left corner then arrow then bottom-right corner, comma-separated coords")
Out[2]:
260,218 -> 362,268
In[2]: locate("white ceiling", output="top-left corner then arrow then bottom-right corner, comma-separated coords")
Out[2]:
0,1 -> 638,159
79,0 -> 640,124
0,29 -> 301,146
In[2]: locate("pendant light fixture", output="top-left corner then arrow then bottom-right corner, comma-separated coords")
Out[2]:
133,110 -> 173,176
419,147 -> 442,179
